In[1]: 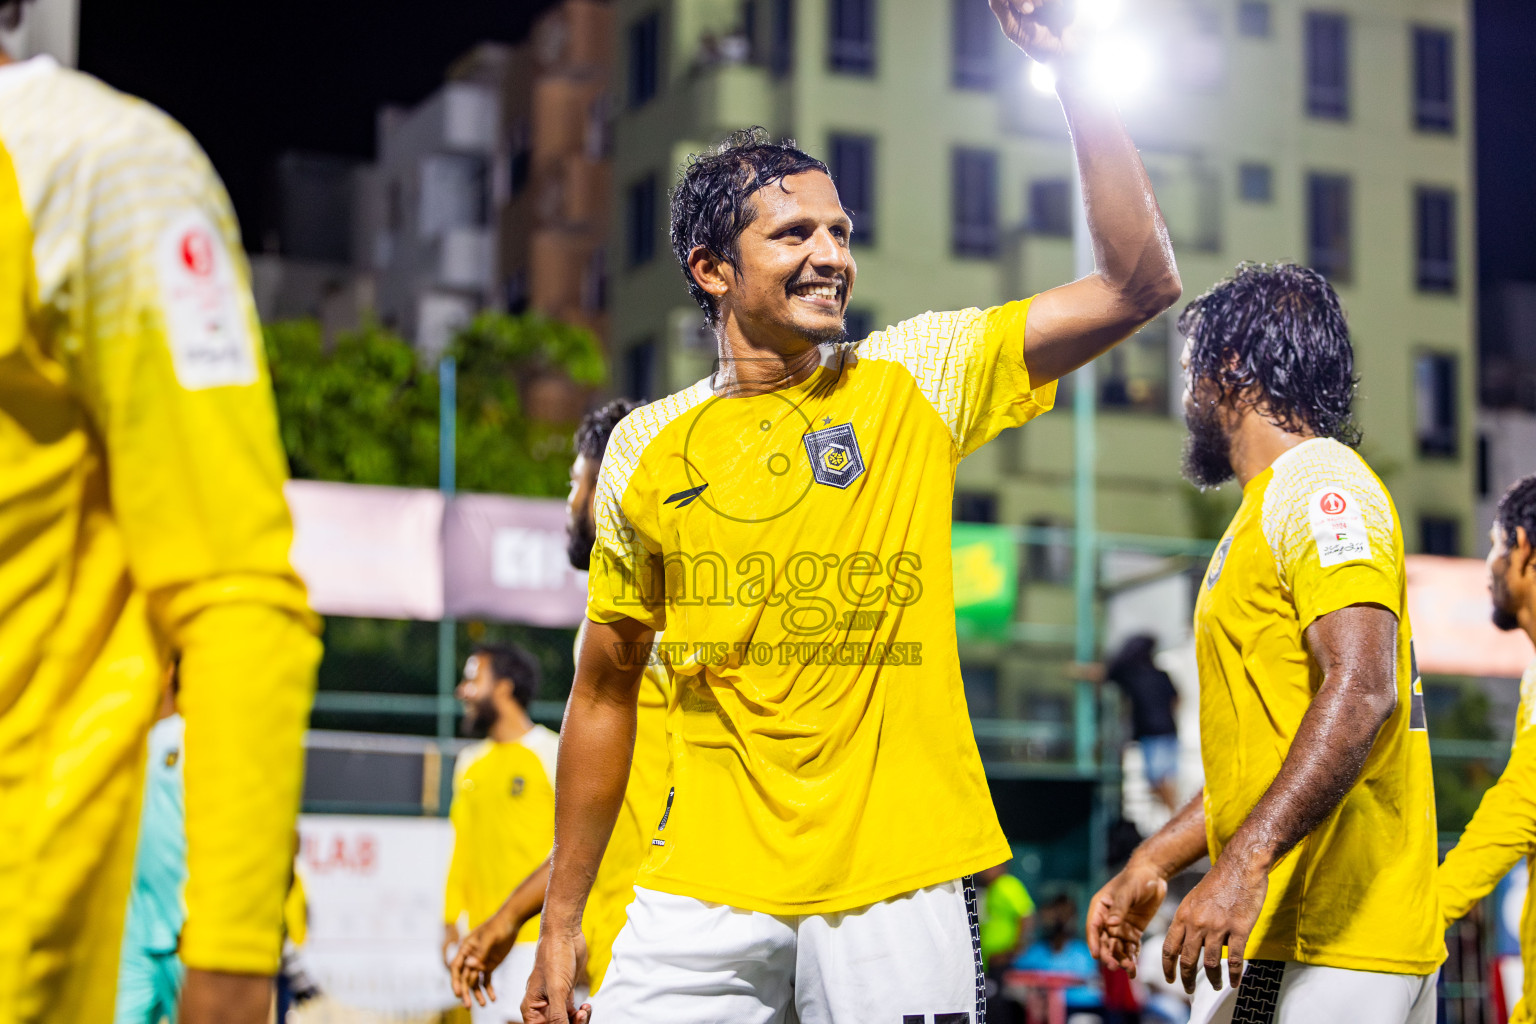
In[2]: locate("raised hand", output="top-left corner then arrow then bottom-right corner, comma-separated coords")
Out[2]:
986,0 -> 1081,64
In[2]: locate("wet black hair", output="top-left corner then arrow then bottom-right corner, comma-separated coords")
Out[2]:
472,642 -> 540,711
1178,262 -> 1361,446
670,126 -> 831,324
1497,475 -> 1536,551
576,398 -> 641,461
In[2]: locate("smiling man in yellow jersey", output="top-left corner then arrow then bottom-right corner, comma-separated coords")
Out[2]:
448,399 -> 676,1010
1086,264 -> 1442,1023
1438,475 -> 1536,1021
0,21 -> 319,1024
520,1 -> 1182,1019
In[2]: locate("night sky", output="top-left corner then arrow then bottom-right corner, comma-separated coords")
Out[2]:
78,0 -> 1536,286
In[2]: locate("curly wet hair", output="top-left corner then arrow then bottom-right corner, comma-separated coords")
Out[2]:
1178,262 -> 1361,446
669,127 -> 830,323
1497,475 -> 1536,550
576,398 -> 640,461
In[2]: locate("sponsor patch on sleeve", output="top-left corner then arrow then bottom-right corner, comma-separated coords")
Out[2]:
156,210 -> 259,389
1307,487 -> 1372,567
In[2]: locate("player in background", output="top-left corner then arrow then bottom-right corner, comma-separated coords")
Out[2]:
524,0 -> 1181,1018
449,398 -> 677,1008
0,15 -> 320,1024
1437,475 -> 1536,1021
115,660 -> 187,1024
1086,264 -> 1442,1023
443,643 -> 561,1024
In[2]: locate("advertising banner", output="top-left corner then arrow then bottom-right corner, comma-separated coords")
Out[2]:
285,480 -> 445,621
952,523 -> 1020,641
294,814 -> 457,1014
1405,555 -> 1532,679
443,492 -> 587,626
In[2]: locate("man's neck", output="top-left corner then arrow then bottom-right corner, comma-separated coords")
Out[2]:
489,705 -> 535,744
711,314 -> 824,397
1229,409 -> 1317,489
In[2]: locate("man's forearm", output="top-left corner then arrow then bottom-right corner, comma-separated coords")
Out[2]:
543,623 -> 647,933
1130,790 -> 1209,878
1221,672 -> 1394,873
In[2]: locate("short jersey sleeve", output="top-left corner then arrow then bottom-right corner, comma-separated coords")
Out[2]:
586,412 -> 666,631
860,299 -> 1056,457
1260,440 -> 1402,630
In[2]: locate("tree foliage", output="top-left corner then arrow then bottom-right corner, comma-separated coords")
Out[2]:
264,311 -> 606,497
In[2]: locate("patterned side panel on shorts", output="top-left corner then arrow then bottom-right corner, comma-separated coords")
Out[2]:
963,875 -> 985,1024
1231,959 -> 1286,1024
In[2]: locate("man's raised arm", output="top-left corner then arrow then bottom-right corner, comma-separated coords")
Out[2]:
989,0 -> 1182,386
523,616 -> 654,1024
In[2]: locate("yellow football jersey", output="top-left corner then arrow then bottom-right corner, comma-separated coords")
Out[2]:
0,56 -> 318,1017
582,652 -> 671,989
445,726 -> 561,940
1438,661 -> 1536,1022
1194,438 -> 1441,974
587,302 -> 1054,914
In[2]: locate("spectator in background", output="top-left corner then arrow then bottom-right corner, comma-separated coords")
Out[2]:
1107,635 -> 1180,811
979,861 -> 1035,1024
1016,894 -> 1105,1018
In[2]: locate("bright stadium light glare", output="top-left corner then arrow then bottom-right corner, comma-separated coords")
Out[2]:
1025,35 -> 1155,103
1029,59 -> 1057,94
1075,0 -> 1122,31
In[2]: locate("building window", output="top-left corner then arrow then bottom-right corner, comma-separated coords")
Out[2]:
505,270 -> 528,314
1238,162 -> 1273,203
1413,27 -> 1454,132
954,492 -> 998,523
1415,187 -> 1456,294
509,120 -> 531,197
829,0 -> 875,74
626,340 -> 657,402
580,248 -> 607,312
952,0 -> 996,90
768,0 -> 794,76
1415,351 -> 1459,458
952,148 -> 999,258
626,175 -> 657,266
629,12 -> 661,108
1477,433 -> 1490,498
1420,515 -> 1461,556
844,308 -> 874,342
1025,516 -> 1073,584
1100,317 -> 1170,414
1028,179 -> 1072,236
1307,173 -> 1351,283
829,133 -> 876,245
1305,12 -> 1349,119
961,664 -> 998,718
1237,1 -> 1271,38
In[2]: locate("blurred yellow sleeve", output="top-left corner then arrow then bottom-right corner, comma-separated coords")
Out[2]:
73,121 -> 320,974
1437,719 -> 1536,928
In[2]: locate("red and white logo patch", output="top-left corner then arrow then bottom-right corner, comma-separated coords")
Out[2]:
156,210 -> 257,390
1307,487 -> 1371,567
179,228 -> 216,277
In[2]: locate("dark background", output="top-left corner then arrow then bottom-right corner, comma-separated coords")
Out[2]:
78,0 -> 1536,285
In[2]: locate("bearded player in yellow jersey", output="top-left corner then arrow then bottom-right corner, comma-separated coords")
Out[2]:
447,399 -> 675,1008
1437,475 -> 1536,1020
0,11 -> 319,1024
522,1 -> 1182,1019
1087,264 -> 1442,1023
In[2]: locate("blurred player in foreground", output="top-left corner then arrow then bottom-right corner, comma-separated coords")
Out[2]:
1437,475 -> 1536,1021
1088,264 -> 1442,1022
524,0 -> 1181,1017
443,643 -> 560,1024
115,661 -> 186,1024
0,10 -> 320,1023
448,398 -> 677,1007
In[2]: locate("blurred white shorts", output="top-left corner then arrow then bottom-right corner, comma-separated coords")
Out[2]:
590,878 -> 985,1023
469,943 -> 537,1024
1188,959 -> 1437,1024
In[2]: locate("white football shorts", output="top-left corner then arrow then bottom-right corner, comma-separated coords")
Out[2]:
1189,958 -> 1437,1024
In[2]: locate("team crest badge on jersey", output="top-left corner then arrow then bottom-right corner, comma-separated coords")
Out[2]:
802,423 -> 865,489
1206,536 -> 1233,590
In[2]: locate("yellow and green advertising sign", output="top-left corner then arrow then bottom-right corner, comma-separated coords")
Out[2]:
951,523 -> 1019,640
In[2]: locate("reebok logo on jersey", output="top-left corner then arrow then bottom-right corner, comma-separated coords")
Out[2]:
802,423 -> 865,489
1307,487 -> 1371,567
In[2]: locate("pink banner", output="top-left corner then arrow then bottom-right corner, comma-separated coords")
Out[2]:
1406,555 -> 1533,679
443,493 -> 587,627
285,480 -> 445,620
